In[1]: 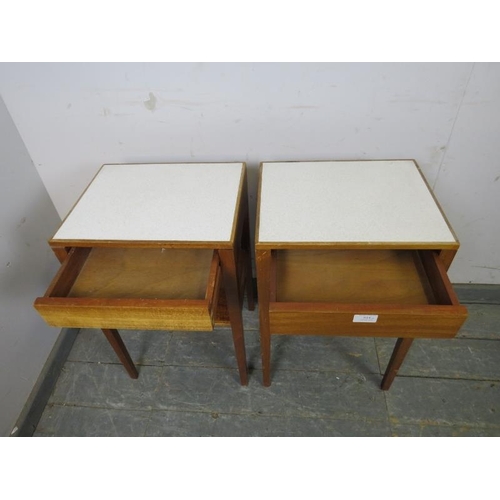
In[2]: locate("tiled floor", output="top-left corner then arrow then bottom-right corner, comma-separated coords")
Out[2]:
33,291 -> 500,436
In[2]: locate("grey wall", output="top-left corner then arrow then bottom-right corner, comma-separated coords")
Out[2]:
0,95 -> 61,436
1,63 -> 499,284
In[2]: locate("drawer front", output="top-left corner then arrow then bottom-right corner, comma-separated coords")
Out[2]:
269,249 -> 467,338
35,298 -> 215,330
269,303 -> 467,338
34,247 -> 220,331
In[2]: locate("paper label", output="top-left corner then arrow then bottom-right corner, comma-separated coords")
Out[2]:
353,314 -> 378,323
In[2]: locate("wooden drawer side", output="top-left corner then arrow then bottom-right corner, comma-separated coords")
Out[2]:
417,250 -> 461,306
45,247 -> 91,297
206,251 -> 221,326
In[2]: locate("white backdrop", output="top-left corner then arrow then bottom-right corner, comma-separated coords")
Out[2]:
1,62 -> 498,283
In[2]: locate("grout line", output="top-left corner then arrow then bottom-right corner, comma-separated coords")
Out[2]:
63,357 -> 500,381
49,402 -> 149,411
43,401 -> 392,425
456,336 -> 500,342
65,359 -> 248,371
389,421 -> 500,434
144,408 -> 390,423
64,358 -> 385,374
40,401 -> 500,428
43,402 -> 151,413
432,62 -> 475,190
461,301 -> 500,306
392,374 -> 500,383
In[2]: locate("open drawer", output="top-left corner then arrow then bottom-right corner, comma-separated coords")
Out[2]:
269,249 -> 467,338
34,247 -> 221,331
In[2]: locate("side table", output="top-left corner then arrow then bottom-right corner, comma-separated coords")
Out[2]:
256,160 -> 467,389
35,162 -> 254,385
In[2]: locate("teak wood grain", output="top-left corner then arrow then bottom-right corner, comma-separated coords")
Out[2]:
68,247 -> 214,300
256,249 -> 273,386
275,249 -> 436,305
35,297 -> 217,330
255,159 -> 468,389
35,247 -> 220,331
269,302 -> 467,337
269,249 -> 467,337
213,168 -> 254,385
36,163 -> 254,385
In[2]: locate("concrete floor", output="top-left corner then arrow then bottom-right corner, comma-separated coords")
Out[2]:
33,287 -> 500,436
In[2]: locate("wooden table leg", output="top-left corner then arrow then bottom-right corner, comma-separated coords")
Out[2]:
381,337 -> 414,390
242,211 -> 255,312
219,249 -> 248,386
102,329 -> 138,379
256,249 -> 272,386
245,259 -> 255,311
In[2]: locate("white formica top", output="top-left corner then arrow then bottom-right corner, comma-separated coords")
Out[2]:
257,160 -> 457,245
53,163 -> 244,243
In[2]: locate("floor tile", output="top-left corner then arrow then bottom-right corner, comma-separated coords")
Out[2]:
253,369 -> 386,420
34,405 -> 150,437
145,410 -> 217,436
376,337 -> 500,380
68,329 -> 172,365
165,329 -> 261,370
212,413 -> 391,437
242,304 -> 260,331
454,285 -> 500,304
32,287 -> 500,437
385,378 -> 500,428
145,409 -> 390,438
153,366 -> 388,421
271,336 -> 379,375
49,362 -> 162,410
391,423 -> 500,437
457,304 -> 500,340
153,366 -> 252,414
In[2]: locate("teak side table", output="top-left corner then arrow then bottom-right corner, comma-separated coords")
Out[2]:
34,162 -> 254,385
256,160 -> 468,389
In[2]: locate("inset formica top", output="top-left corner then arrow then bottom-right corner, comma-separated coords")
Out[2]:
257,160 -> 457,247
52,163 -> 245,245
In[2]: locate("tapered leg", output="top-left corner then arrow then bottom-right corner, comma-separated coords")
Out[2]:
219,249 -> 248,385
245,264 -> 255,311
381,337 -> 414,390
256,249 -> 272,386
102,329 -> 138,379
242,210 -> 255,311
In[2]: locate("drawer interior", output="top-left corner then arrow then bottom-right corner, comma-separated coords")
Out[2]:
275,249 -> 453,305
36,246 -> 221,331
49,247 -> 217,300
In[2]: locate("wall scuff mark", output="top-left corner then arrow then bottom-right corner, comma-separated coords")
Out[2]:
144,92 -> 157,111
